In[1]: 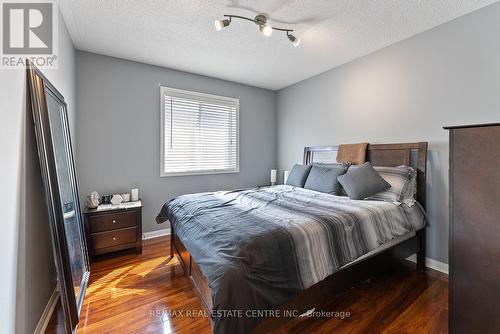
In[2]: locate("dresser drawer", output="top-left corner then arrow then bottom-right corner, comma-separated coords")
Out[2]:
91,227 -> 137,250
88,211 -> 137,233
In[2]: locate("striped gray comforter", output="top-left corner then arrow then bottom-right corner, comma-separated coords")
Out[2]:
156,185 -> 425,334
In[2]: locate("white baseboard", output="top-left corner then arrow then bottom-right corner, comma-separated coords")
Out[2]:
34,288 -> 59,334
407,255 -> 449,274
142,228 -> 171,240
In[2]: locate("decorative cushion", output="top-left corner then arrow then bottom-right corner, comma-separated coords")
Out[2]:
304,165 -> 348,195
314,162 -> 351,196
336,143 -> 368,165
286,164 -> 312,187
337,162 -> 390,200
367,166 -> 417,205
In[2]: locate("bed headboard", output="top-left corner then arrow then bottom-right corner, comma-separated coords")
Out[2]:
303,142 -> 428,208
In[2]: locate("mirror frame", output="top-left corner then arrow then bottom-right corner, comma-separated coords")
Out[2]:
27,60 -> 90,333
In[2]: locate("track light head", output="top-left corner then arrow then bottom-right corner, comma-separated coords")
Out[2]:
214,18 -> 230,31
261,24 -> 272,37
255,14 -> 272,37
287,33 -> 301,47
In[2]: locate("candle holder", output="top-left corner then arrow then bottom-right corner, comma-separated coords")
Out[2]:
270,169 -> 277,186
131,188 -> 139,202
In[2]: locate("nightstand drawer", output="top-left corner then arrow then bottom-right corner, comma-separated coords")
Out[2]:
91,227 -> 137,250
88,211 -> 137,233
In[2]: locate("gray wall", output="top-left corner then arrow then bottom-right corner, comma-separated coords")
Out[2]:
0,10 -> 76,334
75,51 -> 276,234
277,3 -> 500,264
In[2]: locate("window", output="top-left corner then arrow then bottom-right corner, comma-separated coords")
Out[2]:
160,87 -> 239,176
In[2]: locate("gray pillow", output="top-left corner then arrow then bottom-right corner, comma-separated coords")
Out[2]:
315,162 -> 351,196
304,165 -> 348,195
286,164 -> 312,187
366,166 -> 416,204
337,162 -> 391,200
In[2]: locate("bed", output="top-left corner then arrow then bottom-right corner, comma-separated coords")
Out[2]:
156,142 -> 428,334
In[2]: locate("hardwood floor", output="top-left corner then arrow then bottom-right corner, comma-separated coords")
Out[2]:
47,236 -> 448,333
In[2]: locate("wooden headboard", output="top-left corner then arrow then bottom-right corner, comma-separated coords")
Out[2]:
303,142 -> 428,208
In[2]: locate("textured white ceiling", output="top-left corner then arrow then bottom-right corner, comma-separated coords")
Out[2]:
58,0 -> 498,90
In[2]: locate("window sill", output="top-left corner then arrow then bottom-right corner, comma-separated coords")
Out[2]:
160,169 -> 240,177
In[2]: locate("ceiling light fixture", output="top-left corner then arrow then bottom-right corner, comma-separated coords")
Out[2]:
287,32 -> 301,47
214,18 -> 231,31
261,24 -> 273,37
215,14 -> 300,46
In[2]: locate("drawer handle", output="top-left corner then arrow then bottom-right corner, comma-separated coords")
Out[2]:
113,237 -> 116,241
112,219 -> 117,224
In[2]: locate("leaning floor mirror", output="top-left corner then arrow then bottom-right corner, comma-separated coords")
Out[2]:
27,60 -> 90,333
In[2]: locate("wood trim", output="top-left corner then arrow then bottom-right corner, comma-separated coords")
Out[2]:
142,228 -> 171,239
443,122 -> 500,129
34,288 -> 60,334
448,129 -> 456,334
416,142 -> 428,209
406,255 -> 449,274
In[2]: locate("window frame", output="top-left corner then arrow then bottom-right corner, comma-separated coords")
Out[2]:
159,86 -> 240,177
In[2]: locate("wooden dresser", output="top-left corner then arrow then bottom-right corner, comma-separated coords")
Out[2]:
445,123 -> 500,334
83,202 -> 143,259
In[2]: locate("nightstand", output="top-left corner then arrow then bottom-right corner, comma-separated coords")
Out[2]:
83,201 -> 143,259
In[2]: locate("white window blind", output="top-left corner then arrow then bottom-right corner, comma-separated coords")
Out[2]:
160,87 -> 239,176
